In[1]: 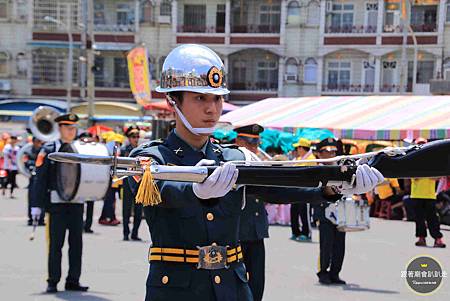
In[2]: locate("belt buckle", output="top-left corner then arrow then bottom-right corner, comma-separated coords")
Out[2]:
197,245 -> 228,270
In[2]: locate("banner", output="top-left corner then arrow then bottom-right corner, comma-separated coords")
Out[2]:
127,46 -> 151,106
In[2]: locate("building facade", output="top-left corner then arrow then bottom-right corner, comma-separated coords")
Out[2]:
0,0 -> 449,105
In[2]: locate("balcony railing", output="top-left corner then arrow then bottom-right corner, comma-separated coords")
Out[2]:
383,23 -> 436,33
94,23 -> 135,32
230,82 -> 278,91
231,24 -> 280,33
322,84 -> 374,93
325,25 -> 377,34
177,25 -> 225,33
95,78 -> 130,89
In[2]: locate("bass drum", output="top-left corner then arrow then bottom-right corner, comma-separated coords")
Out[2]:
56,141 -> 110,203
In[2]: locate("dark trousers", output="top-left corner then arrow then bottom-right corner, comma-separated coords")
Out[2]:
413,198 -> 443,239
84,201 -> 94,231
318,220 -> 346,278
28,176 -> 44,224
100,187 -> 118,220
46,204 -> 84,285
122,183 -> 143,238
241,240 -> 265,301
6,170 -> 17,194
290,203 -> 310,237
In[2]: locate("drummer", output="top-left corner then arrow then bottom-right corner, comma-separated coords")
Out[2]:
31,113 -> 89,293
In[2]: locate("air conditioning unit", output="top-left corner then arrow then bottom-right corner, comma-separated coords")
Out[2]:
284,74 -> 298,82
0,80 -> 11,92
326,1 -> 333,12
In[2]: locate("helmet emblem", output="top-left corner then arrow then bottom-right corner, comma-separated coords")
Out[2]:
207,66 -> 223,88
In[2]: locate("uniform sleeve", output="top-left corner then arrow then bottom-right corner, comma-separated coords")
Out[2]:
127,144 -> 197,209
31,147 -> 51,208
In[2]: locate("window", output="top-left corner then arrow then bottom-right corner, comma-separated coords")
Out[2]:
16,52 -> 27,77
307,1 -> 320,26
363,61 -> 375,90
287,1 -> 301,25
330,3 -> 354,30
365,3 -> 378,32
285,58 -> 298,82
160,0 -> 171,16
444,57 -> 450,79
231,60 -> 247,89
0,0 -> 7,19
16,0 -> 28,22
411,5 -> 437,32
0,52 -> 8,75
216,4 -> 226,33
416,61 -> 434,84
382,61 -> 397,86
94,2 -> 105,25
260,4 -> 281,32
117,3 -> 133,26
32,49 -> 78,85
447,0 -> 450,22
327,61 -> 351,88
257,60 -> 278,90
114,57 -> 130,88
140,1 -> 155,23
158,56 -> 166,80
384,3 -> 400,32
93,56 -> 105,86
184,5 -> 206,32
304,58 -> 317,83
33,0 -> 79,29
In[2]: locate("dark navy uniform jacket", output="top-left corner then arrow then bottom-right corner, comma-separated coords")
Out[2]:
120,144 -> 134,157
239,194 -> 269,242
129,131 -> 336,301
32,141 -> 60,210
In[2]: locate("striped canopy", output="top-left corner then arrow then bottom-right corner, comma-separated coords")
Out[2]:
220,96 -> 450,140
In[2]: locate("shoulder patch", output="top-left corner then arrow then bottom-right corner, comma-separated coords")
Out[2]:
35,150 -> 47,167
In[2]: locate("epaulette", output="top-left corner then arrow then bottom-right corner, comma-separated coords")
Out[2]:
139,138 -> 165,149
218,143 -> 240,149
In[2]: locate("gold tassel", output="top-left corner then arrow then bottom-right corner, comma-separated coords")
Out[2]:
135,164 -> 162,206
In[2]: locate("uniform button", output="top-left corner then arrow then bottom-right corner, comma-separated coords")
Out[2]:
211,242 -> 217,246
214,275 -> 221,284
255,212 -> 259,217
255,199 -> 259,203
207,212 -> 214,221
162,276 -> 169,284
246,272 -> 250,280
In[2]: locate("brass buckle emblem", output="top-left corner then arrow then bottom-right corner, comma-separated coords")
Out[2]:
197,245 -> 228,270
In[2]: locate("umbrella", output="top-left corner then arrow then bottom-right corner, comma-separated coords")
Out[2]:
87,124 -> 113,136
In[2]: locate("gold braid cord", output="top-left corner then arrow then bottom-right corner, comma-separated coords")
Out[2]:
135,163 -> 162,207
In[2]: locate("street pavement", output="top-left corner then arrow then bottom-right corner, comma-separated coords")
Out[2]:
0,175 -> 449,301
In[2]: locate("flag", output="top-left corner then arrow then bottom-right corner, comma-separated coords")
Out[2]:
127,46 -> 152,106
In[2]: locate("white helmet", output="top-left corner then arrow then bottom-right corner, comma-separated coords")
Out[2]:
156,44 -> 229,95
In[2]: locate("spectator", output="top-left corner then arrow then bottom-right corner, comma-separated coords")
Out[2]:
3,136 -> 20,198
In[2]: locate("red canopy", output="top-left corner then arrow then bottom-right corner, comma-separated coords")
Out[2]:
143,100 -> 238,112
86,124 -> 113,136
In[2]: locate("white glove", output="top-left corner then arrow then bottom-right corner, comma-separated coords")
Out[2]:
193,161 -> 239,199
31,207 -> 42,220
340,164 -> 384,195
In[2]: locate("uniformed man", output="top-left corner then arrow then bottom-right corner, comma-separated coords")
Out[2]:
315,137 -> 346,285
234,123 -> 268,301
121,125 -> 143,241
30,113 -> 89,293
128,44 -> 384,300
25,136 -> 44,226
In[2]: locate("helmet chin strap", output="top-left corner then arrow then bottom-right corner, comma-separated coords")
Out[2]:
167,96 -> 216,136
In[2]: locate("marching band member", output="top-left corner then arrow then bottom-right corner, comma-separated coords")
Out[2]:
30,113 -> 89,293
128,44 -> 384,301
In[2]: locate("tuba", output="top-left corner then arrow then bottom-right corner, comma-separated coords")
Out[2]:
16,106 -> 60,177
28,106 -> 60,142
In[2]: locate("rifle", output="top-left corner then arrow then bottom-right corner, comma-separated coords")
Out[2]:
48,139 -> 450,188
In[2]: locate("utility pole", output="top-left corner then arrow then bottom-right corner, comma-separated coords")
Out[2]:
86,0 -> 95,125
